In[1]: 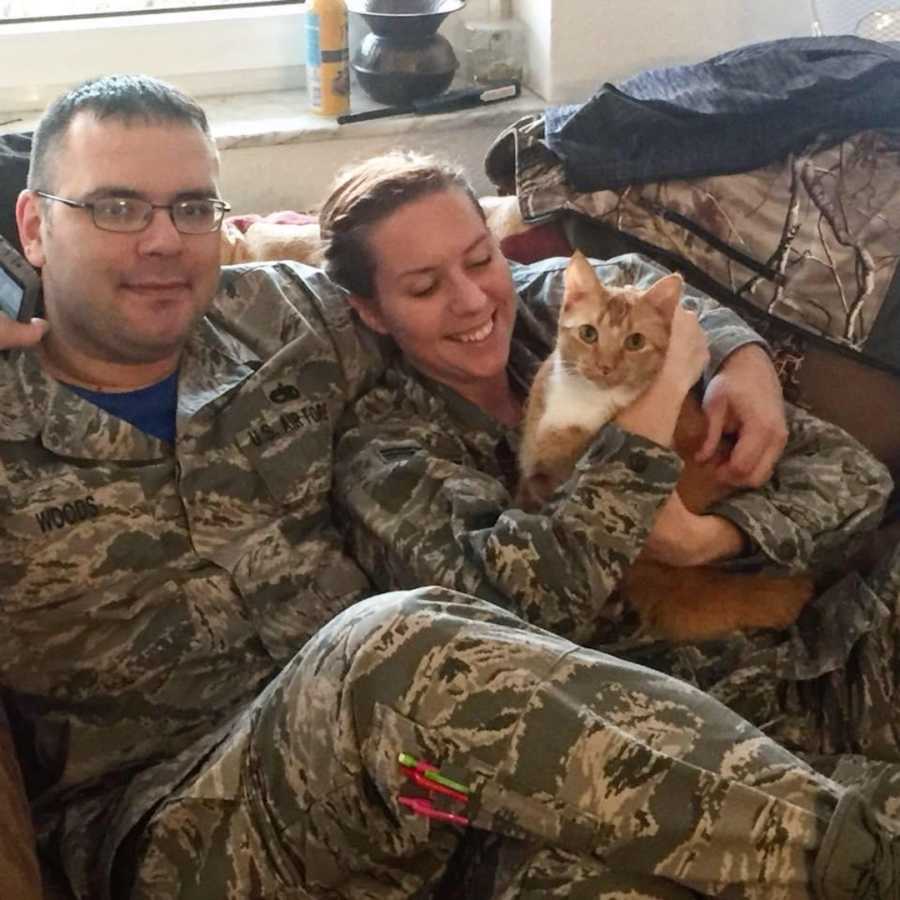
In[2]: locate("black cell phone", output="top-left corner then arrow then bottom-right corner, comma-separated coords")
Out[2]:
0,233 -> 40,323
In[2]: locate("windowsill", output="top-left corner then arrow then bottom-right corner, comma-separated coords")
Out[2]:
0,84 -> 545,151
207,84 -> 543,149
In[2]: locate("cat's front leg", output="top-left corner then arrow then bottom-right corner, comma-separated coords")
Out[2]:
515,472 -> 554,512
516,425 -> 591,511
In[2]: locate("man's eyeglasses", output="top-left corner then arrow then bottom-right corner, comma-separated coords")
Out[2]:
34,191 -> 232,235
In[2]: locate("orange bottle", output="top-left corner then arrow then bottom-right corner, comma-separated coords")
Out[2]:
306,0 -> 351,116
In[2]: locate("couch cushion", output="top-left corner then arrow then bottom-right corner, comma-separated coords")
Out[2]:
797,342 -> 900,479
0,701 -> 41,900
0,131 -> 31,255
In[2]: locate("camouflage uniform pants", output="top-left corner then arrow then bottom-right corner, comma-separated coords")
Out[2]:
123,588 -> 894,900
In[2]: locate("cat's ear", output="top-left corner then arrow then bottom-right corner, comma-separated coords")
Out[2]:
644,273 -> 684,321
346,294 -> 389,335
563,251 -> 605,308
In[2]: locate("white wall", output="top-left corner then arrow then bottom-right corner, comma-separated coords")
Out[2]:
220,0 -> 818,212
515,0 -> 815,103
219,119 -> 524,215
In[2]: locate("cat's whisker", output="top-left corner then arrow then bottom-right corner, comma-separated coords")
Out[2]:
558,361 -> 585,379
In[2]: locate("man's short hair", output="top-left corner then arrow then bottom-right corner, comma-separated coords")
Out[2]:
28,74 -> 213,192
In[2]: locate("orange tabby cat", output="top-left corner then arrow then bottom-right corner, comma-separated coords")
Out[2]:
517,252 -> 813,642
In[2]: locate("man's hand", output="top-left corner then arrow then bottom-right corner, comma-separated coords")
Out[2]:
643,491 -> 746,566
696,343 -> 787,488
0,317 -> 48,350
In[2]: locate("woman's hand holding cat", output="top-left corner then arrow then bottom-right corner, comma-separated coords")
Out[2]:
660,304 -> 711,391
615,306 -> 709,447
696,344 -> 788,488
643,491 -> 746,566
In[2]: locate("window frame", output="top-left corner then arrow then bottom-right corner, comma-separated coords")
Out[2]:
0,2 -> 307,114
1,0 -> 299,24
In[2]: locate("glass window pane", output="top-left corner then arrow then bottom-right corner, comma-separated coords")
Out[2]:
2,1 -> 294,20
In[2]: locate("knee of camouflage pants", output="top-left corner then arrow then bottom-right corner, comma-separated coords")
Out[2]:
867,531 -> 900,607
442,836 -> 703,899
128,587 -> 898,899
814,764 -> 900,900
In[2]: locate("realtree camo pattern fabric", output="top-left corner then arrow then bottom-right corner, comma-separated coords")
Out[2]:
123,588 -> 900,900
335,255 -> 892,644
502,116 -> 900,371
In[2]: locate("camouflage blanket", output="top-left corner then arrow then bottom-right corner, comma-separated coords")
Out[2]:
490,116 -> 900,373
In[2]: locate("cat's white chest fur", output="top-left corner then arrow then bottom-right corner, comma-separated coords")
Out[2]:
538,355 -> 642,436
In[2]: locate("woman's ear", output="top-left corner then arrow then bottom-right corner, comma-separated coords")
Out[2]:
347,293 -> 389,335
16,190 -> 47,269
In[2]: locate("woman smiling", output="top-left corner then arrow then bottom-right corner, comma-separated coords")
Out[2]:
321,150 -> 900,770
325,150 -> 885,632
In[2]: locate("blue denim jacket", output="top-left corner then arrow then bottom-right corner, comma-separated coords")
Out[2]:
545,36 -> 900,190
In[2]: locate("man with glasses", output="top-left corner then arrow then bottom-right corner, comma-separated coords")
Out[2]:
3,73 -> 900,900
33,191 -> 231,232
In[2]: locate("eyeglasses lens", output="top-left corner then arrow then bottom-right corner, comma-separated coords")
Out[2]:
92,198 -> 222,234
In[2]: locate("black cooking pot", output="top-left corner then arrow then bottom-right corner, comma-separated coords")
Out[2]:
352,31 -> 458,105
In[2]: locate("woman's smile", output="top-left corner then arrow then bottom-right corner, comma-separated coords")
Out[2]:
448,313 -> 496,343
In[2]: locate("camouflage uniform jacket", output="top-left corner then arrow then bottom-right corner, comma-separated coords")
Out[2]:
0,262 -> 382,896
335,254 -> 893,648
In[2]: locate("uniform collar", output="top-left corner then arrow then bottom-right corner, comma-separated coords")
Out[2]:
0,314 -> 262,461
175,314 -> 261,421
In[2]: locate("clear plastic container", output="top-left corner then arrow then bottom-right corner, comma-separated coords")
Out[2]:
462,0 -> 526,87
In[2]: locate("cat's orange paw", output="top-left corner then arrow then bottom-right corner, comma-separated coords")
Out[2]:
515,473 -> 552,512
